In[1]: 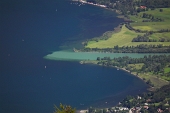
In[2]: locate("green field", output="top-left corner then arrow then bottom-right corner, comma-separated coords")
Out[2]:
85,8 -> 170,49
137,73 -> 169,88
86,25 -> 170,48
164,67 -> 170,73
120,63 -> 170,88
128,63 -> 144,70
130,8 -> 170,31
149,32 -> 170,41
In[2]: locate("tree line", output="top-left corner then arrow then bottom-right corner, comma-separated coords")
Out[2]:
140,0 -> 170,8
132,34 -> 170,42
97,55 -> 170,74
142,13 -> 164,22
125,23 -> 170,33
81,44 -> 170,53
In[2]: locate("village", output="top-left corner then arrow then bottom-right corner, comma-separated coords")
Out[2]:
79,94 -> 170,113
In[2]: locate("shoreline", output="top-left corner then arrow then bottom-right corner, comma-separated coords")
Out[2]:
78,0 -> 107,8
77,61 -> 149,112
77,0 -> 130,21
73,0 -> 169,108
72,0 -> 131,52
80,60 -> 169,91
73,0 -> 169,90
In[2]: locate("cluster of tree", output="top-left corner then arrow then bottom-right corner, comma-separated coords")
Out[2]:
142,13 -> 164,22
81,44 -> 170,53
141,55 -> 170,73
159,38 -> 170,42
96,55 -> 170,75
119,84 -> 170,112
125,24 -> 135,30
142,18 -> 164,22
132,30 -> 170,42
140,0 -> 170,8
136,7 -> 148,13
54,103 -> 76,113
84,30 -> 115,44
158,29 -> 170,33
132,35 -> 149,42
142,13 -> 153,19
132,34 -> 170,42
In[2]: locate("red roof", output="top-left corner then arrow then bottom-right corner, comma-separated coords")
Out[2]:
140,6 -> 146,9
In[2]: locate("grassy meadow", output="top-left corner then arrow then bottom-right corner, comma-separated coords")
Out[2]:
130,8 -> 170,31
164,67 -> 170,73
86,25 -> 170,48
85,8 -> 170,48
127,63 -> 169,88
128,63 -> 144,70
149,32 -> 170,41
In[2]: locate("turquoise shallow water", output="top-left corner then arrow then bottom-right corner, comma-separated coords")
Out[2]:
44,51 -> 170,61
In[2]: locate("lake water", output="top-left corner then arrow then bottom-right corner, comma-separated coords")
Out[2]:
44,51 -> 170,61
0,0 -> 148,113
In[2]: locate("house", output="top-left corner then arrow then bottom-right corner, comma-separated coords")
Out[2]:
144,103 -> 148,105
129,107 -> 141,113
79,110 -> 88,113
157,108 -> 163,113
140,6 -> 146,9
146,99 -> 151,103
143,106 -> 149,109
137,96 -> 142,100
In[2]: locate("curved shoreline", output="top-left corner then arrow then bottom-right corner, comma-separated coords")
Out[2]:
80,60 -> 169,91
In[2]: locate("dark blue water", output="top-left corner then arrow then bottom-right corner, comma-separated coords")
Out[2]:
0,0 -> 148,113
